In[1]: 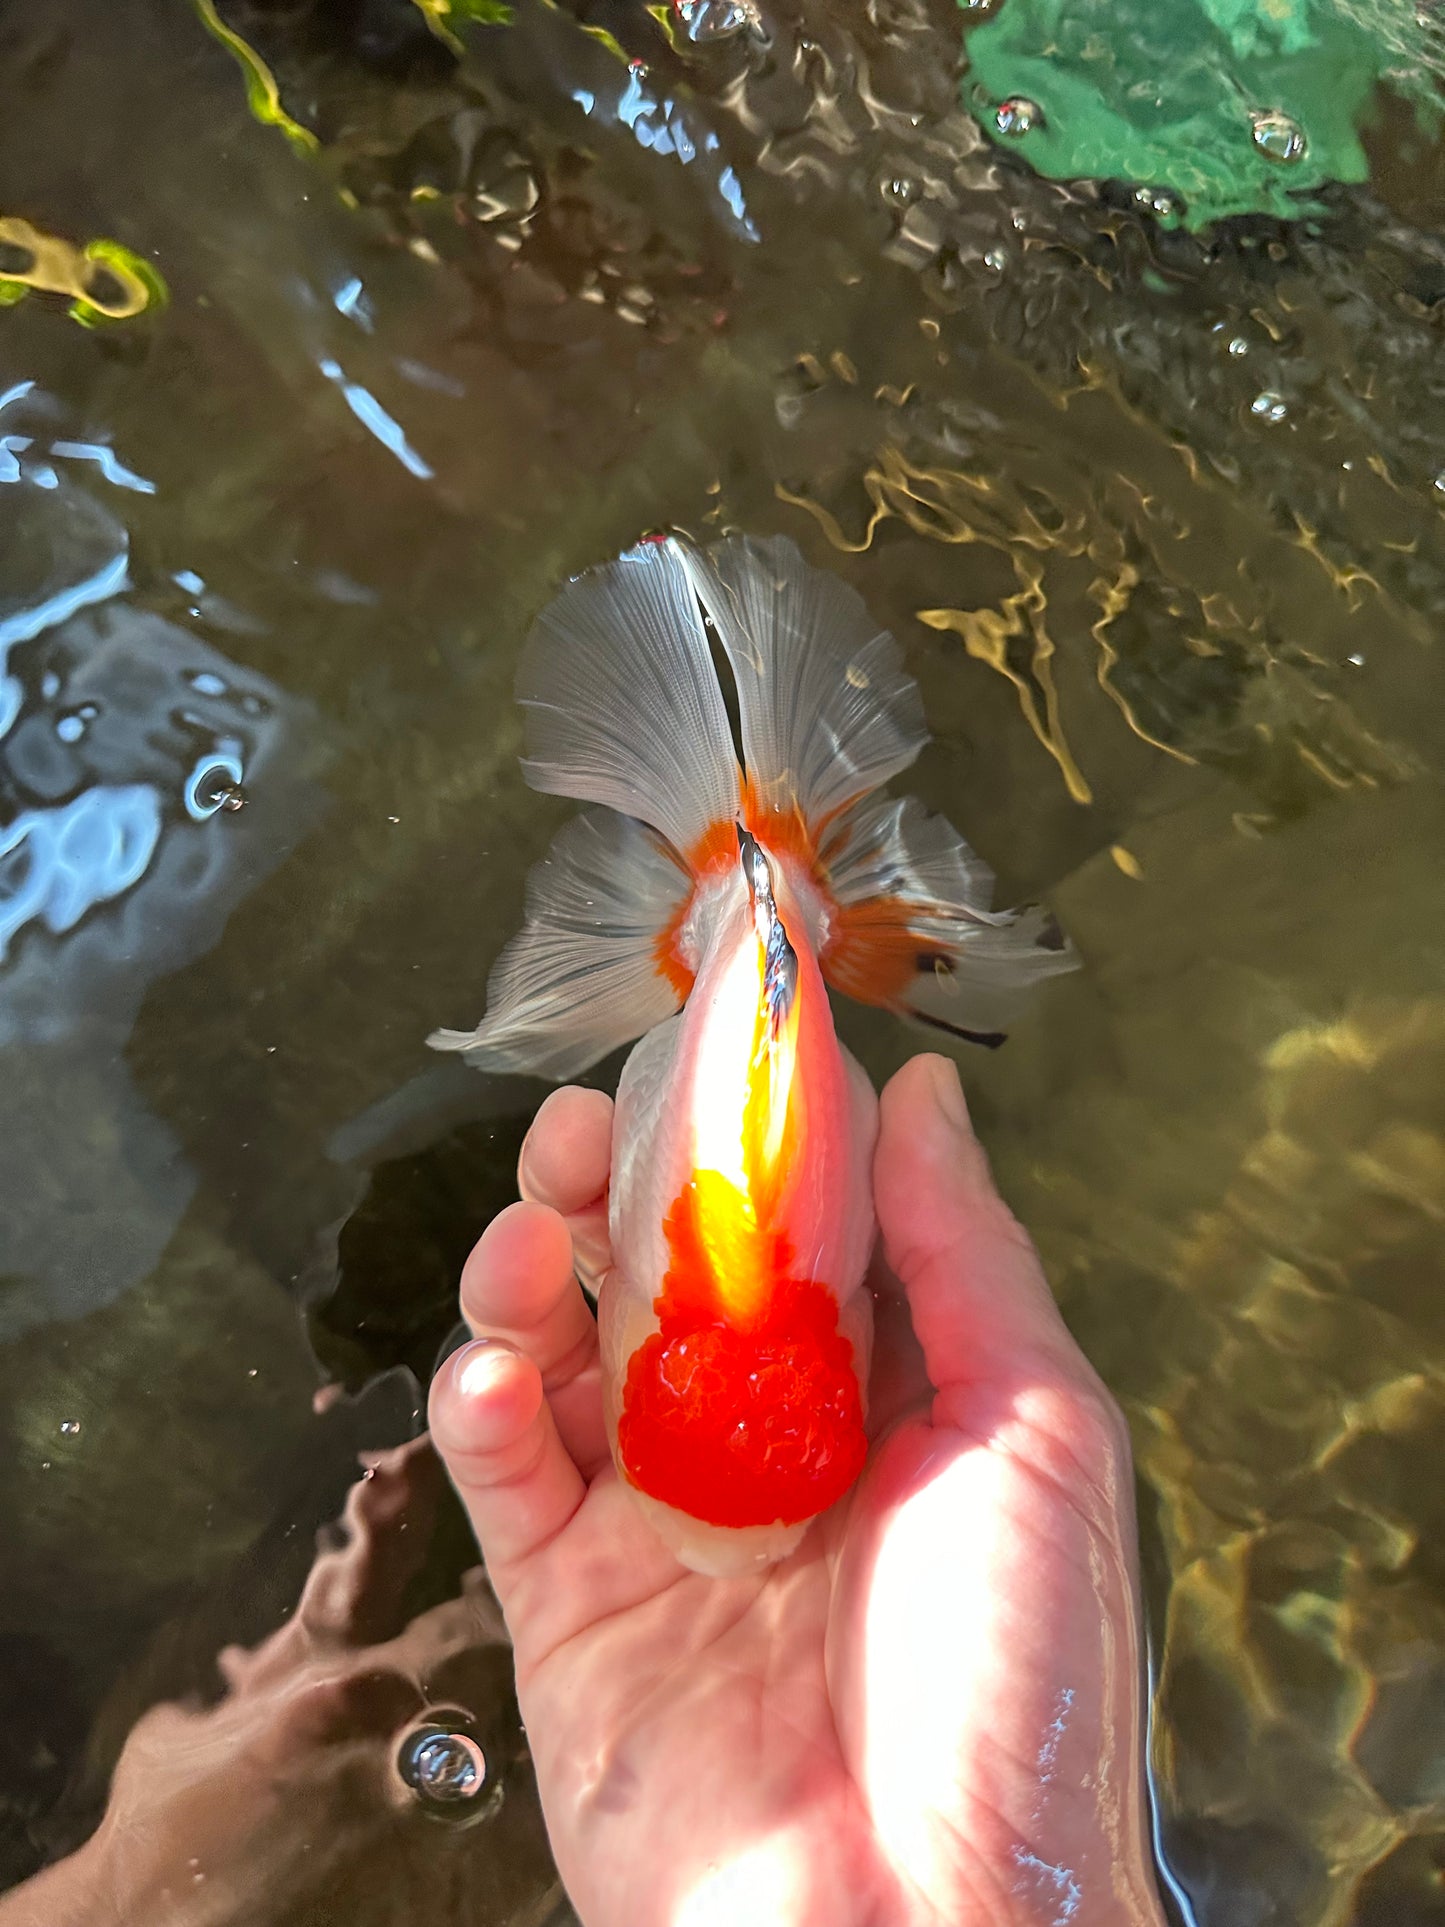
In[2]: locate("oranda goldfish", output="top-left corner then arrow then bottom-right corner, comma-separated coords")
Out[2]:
431,534 -> 1072,1576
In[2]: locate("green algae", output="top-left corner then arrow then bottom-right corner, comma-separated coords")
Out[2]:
69,239 -> 169,328
0,218 -> 166,324
192,0 -> 515,145
962,0 -> 1433,228
192,0 -> 320,155
412,0 -> 514,57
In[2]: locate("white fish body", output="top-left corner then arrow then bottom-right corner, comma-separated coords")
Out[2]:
432,534 -> 1073,1574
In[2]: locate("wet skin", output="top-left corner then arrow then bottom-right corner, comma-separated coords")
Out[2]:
430,1054 -> 1168,1927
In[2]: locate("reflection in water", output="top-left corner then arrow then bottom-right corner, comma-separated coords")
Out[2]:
1136,1003 -> 1445,1919
0,401 -> 325,1338
0,783 -> 162,959
0,1439 -> 571,1926
2,0 -> 1444,1920
0,215 -> 167,326
317,357 -> 436,480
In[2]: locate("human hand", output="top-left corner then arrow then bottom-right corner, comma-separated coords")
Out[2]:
429,1054 -> 1166,1927
0,1441 -> 556,1927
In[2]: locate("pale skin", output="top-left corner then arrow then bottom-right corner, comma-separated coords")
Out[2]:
429,1053 -> 1169,1927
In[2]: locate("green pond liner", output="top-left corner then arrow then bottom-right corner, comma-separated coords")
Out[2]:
961,0 -> 1437,229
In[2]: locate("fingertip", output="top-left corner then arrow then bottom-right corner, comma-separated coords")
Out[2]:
876,1054 -> 990,1216
920,1052 -> 972,1131
431,1339 -> 542,1460
430,1339 -> 588,1582
880,1052 -> 973,1139
518,1086 -> 613,1213
462,1198 -> 575,1320
456,1336 -> 537,1405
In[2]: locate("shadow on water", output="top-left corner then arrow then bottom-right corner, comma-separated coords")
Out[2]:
0,0 -> 1442,1918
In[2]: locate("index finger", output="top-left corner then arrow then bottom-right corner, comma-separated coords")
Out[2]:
518,1086 -> 612,1212
518,1086 -> 613,1294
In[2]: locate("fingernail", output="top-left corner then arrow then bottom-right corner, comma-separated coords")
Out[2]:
926,1055 -> 971,1132
516,1087 -> 562,1198
516,1132 -> 538,1199
452,1339 -> 514,1399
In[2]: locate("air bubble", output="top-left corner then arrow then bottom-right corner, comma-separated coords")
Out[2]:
1251,391 -> 1288,425
881,176 -> 921,208
983,247 -> 1007,272
59,1419 -> 81,1437
397,1722 -> 493,1812
673,0 -> 756,40
1250,111 -> 1307,164
994,97 -> 1042,138
1228,336 -> 1249,357
1132,185 -> 1183,224
184,751 -> 247,821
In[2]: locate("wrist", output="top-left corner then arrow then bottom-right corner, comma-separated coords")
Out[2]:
0,1832 -> 128,1927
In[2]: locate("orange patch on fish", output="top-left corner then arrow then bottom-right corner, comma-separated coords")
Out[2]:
620,852 -> 867,1528
823,897 -> 948,1007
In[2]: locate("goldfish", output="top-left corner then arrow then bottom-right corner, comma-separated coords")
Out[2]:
430,533 -> 1072,1575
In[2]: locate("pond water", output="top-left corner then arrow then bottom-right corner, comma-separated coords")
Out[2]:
1,0 -> 1443,1921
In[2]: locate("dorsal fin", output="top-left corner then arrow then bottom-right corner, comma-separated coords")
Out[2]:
680,533 -> 927,833
518,538 -> 740,858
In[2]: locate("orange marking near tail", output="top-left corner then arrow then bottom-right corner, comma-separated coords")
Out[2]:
738,777 -> 822,881
653,925 -> 697,1003
655,782 -> 833,1002
686,816 -> 743,876
655,795 -> 933,1015
823,898 -> 944,1009
652,813 -> 743,1000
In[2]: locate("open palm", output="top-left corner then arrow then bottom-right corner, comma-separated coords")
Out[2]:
430,1055 -> 1165,1927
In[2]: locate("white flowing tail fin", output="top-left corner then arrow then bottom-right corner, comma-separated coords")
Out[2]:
818,794 -> 1074,1044
681,533 -> 927,826
428,809 -> 690,1079
516,537 -> 738,855
430,532 -> 1074,1078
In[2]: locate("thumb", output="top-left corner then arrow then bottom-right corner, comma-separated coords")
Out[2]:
874,1054 -> 1085,1397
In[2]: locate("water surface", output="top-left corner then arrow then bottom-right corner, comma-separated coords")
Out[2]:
1,0 -> 1443,1920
